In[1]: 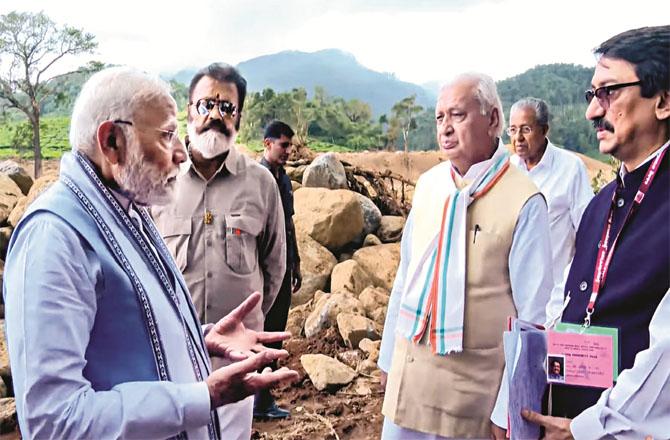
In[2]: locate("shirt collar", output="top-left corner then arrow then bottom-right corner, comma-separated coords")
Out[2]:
618,139 -> 670,181
454,138 -> 506,180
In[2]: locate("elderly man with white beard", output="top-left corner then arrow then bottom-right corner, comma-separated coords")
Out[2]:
2,66 -> 299,440
152,63 -> 286,439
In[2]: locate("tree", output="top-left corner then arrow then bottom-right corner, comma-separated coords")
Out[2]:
0,11 -> 97,177
389,95 -> 423,153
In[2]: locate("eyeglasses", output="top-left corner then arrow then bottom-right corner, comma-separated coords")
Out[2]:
191,98 -> 237,118
506,125 -> 534,137
113,119 -> 179,144
584,81 -> 641,110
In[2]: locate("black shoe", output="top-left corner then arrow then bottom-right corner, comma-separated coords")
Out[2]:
253,401 -> 290,420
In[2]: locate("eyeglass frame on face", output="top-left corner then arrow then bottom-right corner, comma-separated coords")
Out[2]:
584,81 -> 642,110
189,98 -> 238,118
506,125 -> 535,137
113,119 -> 180,146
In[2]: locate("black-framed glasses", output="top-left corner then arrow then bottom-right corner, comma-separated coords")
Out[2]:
584,81 -> 642,109
191,98 -> 237,118
113,119 -> 179,144
506,125 -> 534,137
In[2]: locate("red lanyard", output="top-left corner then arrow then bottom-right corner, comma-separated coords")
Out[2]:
584,145 -> 668,327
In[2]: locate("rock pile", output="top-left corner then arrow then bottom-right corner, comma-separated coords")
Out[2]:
286,154 -> 404,393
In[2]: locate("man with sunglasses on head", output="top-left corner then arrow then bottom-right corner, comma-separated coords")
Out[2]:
509,97 -> 593,316
152,63 -> 287,439
253,120 -> 302,419
523,25 -> 670,439
3,66 -> 299,439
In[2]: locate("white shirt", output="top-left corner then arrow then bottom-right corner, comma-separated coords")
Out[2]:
378,156 -> 554,437
511,141 -> 593,284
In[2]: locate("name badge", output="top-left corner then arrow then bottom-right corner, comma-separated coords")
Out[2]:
546,323 -> 619,389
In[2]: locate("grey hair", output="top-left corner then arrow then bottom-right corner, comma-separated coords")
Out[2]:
510,97 -> 550,127
69,66 -> 173,155
441,72 -> 505,137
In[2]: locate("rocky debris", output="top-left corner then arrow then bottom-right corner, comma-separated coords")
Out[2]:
0,398 -> 17,434
369,307 -> 388,325
359,286 -> 390,317
6,172 -> 59,227
294,188 -> 364,252
300,354 -> 356,391
354,193 -> 382,238
377,215 -> 406,243
362,234 -> 382,247
352,243 -> 401,291
304,292 -> 365,338
290,180 -> 302,192
0,377 -> 6,398
330,260 -> 374,296
0,320 -> 9,377
285,164 -> 308,182
286,302 -> 311,337
301,153 -> 348,190
292,231 -> 337,306
0,227 -> 11,260
357,359 -> 379,375
359,338 -> 381,360
336,350 -> 365,370
336,313 -> 380,349
7,197 -> 27,227
0,161 -> 33,196
0,175 -> 23,224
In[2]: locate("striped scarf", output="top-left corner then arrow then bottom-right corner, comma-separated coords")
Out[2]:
398,144 -> 510,355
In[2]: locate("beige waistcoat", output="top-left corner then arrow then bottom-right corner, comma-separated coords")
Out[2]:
383,164 -> 539,438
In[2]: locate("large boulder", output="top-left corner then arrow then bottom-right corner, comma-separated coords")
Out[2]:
354,193 -> 382,237
301,153 -> 348,189
304,292 -> 365,338
300,354 -> 356,391
7,172 -> 59,227
377,215 -> 406,243
285,302 -> 311,337
359,286 -> 390,317
0,398 -> 16,434
0,175 -> 23,224
294,188 -> 364,251
352,243 -> 401,291
336,313 -> 381,349
330,259 -> 374,296
0,160 -> 32,195
292,231 -> 337,306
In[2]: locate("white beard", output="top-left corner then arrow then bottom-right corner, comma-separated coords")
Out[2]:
187,123 -> 237,159
115,140 -> 177,206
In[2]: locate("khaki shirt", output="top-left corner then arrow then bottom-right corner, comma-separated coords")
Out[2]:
152,146 -> 286,331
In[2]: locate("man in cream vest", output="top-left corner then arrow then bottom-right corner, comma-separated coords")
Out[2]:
378,73 -> 554,439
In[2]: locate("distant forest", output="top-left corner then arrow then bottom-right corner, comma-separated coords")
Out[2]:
0,63 -> 602,159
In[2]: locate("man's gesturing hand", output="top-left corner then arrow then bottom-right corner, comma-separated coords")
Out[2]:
205,291 -> 292,361
206,350 -> 299,408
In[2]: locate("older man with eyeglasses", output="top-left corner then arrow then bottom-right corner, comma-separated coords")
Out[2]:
508,97 -> 593,317
522,25 -> 670,439
152,63 -> 286,439
2,66 -> 298,440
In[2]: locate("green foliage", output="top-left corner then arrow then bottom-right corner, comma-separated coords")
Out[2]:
387,95 -> 423,151
498,63 -> 604,158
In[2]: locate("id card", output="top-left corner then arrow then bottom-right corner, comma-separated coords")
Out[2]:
546,323 -> 619,388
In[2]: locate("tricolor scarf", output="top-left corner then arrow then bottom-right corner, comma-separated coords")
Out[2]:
398,143 -> 510,355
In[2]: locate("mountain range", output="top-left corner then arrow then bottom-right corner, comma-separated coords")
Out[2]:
170,49 -> 436,116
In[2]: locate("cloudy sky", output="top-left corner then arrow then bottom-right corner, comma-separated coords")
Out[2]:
1,0 -> 666,84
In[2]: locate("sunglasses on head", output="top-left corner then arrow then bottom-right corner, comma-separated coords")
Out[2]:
192,98 -> 237,118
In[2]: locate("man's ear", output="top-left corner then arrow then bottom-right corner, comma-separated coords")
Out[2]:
488,107 -> 501,136
655,90 -> 670,121
97,121 -> 126,165
263,138 -> 272,150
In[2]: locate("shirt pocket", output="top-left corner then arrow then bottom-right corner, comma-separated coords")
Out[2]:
224,214 -> 262,275
157,216 -> 191,272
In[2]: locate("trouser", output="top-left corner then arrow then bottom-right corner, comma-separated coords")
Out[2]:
217,395 -> 254,439
256,270 -> 292,409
